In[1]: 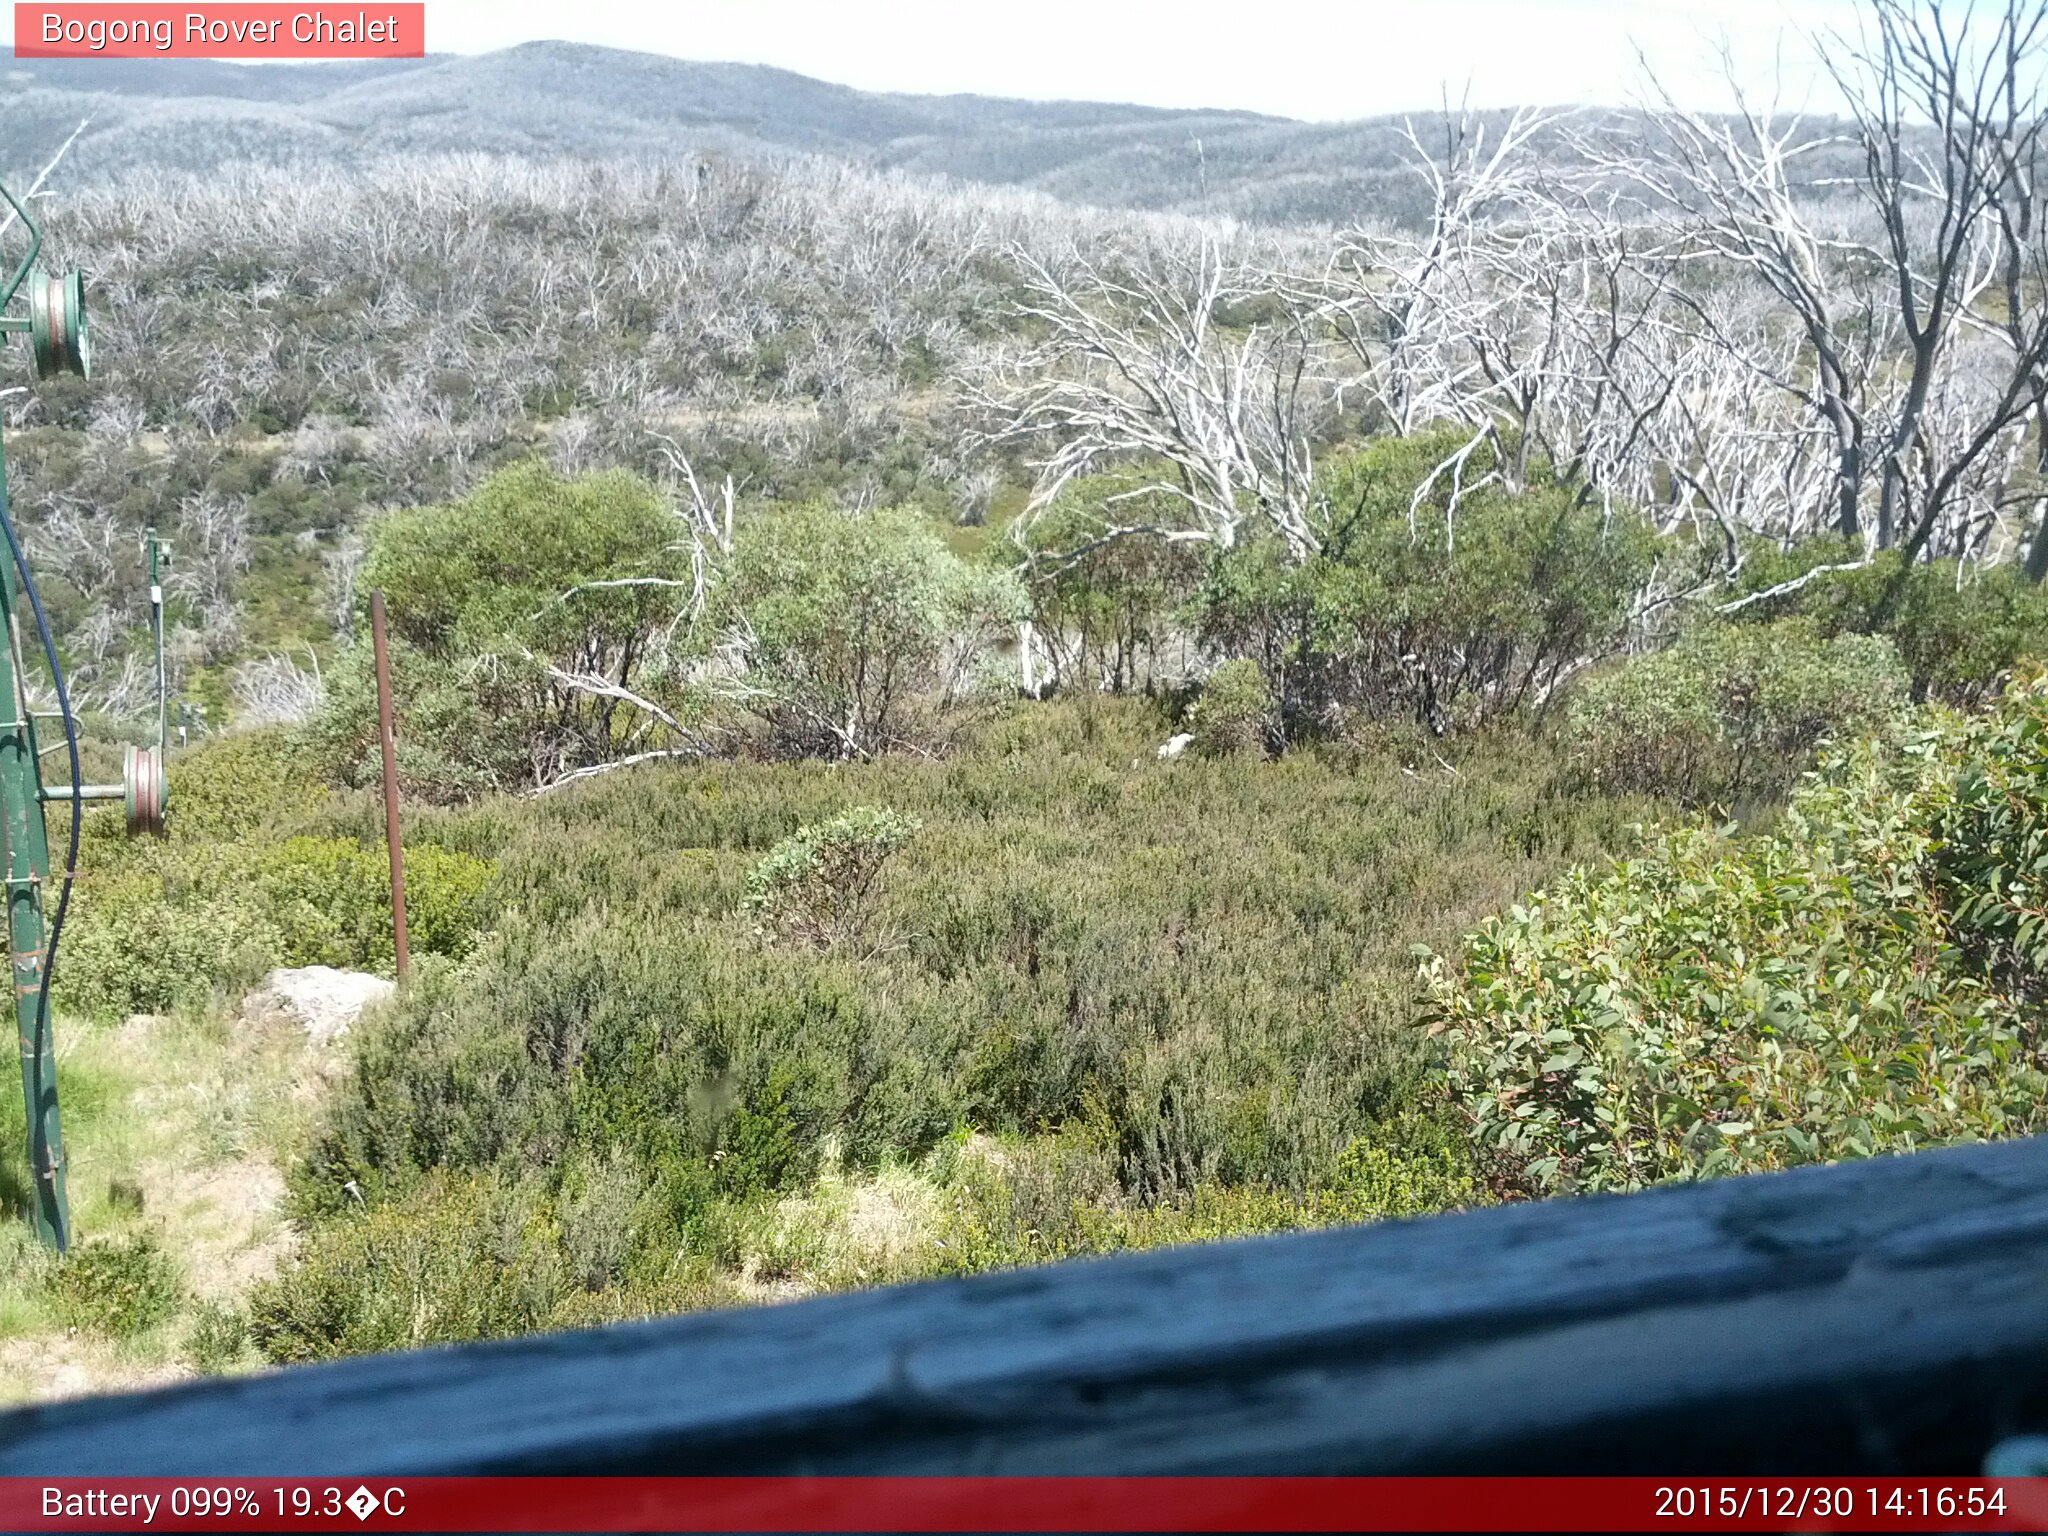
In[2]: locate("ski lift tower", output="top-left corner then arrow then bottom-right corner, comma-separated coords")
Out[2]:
0,177 -> 169,1251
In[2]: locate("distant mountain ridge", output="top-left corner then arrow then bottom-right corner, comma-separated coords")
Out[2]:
1,40 -> 1532,225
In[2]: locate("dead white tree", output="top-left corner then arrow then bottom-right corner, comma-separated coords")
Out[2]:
648,430 -> 738,622
1811,0 -> 2048,556
0,116 -> 92,241
1614,4 -> 2048,562
1606,73 -> 1887,546
1646,280 -> 1845,556
231,649 -> 325,726
1293,101 -> 1564,437
974,238 -> 1329,563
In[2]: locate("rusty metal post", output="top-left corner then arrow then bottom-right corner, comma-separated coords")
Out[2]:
369,590 -> 410,982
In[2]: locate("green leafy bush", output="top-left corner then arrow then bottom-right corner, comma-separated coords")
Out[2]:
249,1169 -> 732,1363
184,1301 -> 251,1370
59,877 -> 278,1017
248,837 -> 497,971
307,461 -> 688,799
249,1174 -> 571,1362
54,1234 -> 183,1337
1726,542 -> 2048,705
924,1111 -> 1480,1277
1187,659 -> 1273,758
361,460 -> 683,661
158,728 -> 330,843
1198,430 -> 1657,737
61,831 -> 496,1017
1927,677 -> 2048,999
744,806 -> 920,949
317,482 -> 1038,791
303,640 -> 515,805
1564,620 -> 1910,803
715,502 -> 1026,758
1325,1109 -> 1479,1217
278,698 -> 1647,1317
249,689 -> 1702,1359
1016,475 -> 1205,694
1425,679 -> 2048,1197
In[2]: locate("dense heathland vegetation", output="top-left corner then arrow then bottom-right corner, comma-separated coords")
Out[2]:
8,0 -> 2048,1384
13,436 -> 2044,1371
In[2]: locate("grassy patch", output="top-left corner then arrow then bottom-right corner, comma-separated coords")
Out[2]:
0,1002 -> 326,1401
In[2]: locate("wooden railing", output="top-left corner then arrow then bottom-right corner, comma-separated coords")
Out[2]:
1,1135 -> 2045,1475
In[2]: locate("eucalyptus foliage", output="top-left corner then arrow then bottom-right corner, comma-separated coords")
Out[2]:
1722,543 -> 2048,706
1564,620 -> 1912,804
1427,676 -> 2048,1196
1196,431 -> 1657,737
310,461 -> 688,797
715,503 -> 1026,759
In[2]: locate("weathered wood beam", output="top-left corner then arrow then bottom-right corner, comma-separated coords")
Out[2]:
2,1136 -> 2046,1475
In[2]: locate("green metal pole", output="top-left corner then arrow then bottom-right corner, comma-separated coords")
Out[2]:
148,530 -> 165,757
0,430 -> 66,1250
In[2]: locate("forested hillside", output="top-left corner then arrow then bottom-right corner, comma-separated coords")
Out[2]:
5,41 -> 1870,225
1,41 -> 1426,223
2,0 -> 2047,1393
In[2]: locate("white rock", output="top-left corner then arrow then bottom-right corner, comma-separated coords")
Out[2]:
1157,732 -> 1195,761
241,966 -> 395,1045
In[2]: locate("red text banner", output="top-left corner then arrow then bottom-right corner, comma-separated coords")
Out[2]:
5,1477 -> 2048,1532
14,5 -> 424,59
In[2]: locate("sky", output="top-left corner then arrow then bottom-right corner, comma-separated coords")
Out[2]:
2,0 -> 1861,120
366,0 -> 1857,119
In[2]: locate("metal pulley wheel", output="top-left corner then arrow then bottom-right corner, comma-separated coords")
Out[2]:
28,269 -> 89,381
123,744 -> 166,837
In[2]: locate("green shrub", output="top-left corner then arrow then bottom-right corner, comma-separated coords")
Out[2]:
249,1173 -> 573,1362
1187,659 -> 1272,758
557,1149 -> 649,1292
1927,672 -> 2048,999
395,845 -> 499,957
318,485 -> 1036,789
248,836 -> 496,971
1017,475 -> 1205,694
1197,429 -> 1658,737
302,641 -> 515,804
59,871 -> 283,1016
1725,542 -> 2048,705
248,1169 -> 733,1363
185,1300 -> 251,1371
1326,1109 -> 1480,1217
308,461 -> 689,799
1425,680 -> 2048,1197
361,460 -> 682,661
714,1060 -> 835,1197
60,832 -> 496,1017
1564,621 -> 1910,803
54,1234 -> 183,1337
922,1110 -> 1480,1279
715,502 -> 1026,758
160,728 -> 329,842
928,1127 -> 1127,1271
288,698 -> 1647,1262
745,806 -> 920,949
